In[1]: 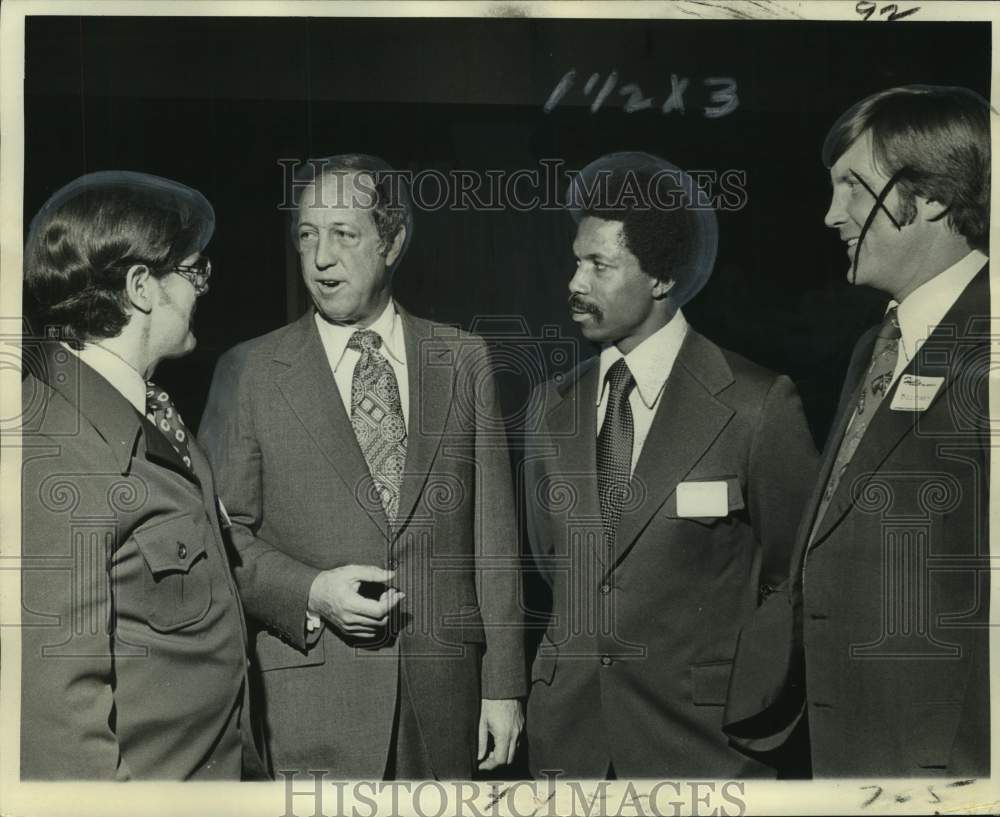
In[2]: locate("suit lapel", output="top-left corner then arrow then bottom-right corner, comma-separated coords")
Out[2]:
274,312 -> 390,539
809,266 -> 988,547
393,307 -> 454,538
612,330 -> 735,568
546,358 -> 604,562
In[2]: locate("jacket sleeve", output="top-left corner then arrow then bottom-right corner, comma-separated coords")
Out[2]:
199,347 -> 320,651
747,374 -> 820,594
20,443 -> 126,779
723,374 -> 818,751
521,383 -> 556,587
467,338 -> 528,699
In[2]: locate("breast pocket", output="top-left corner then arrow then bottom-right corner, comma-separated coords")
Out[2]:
661,475 -> 746,527
133,513 -> 214,632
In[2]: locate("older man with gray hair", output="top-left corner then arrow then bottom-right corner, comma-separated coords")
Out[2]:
200,154 -> 525,779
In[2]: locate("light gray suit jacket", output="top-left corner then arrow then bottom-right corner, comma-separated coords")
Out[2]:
200,306 -> 526,778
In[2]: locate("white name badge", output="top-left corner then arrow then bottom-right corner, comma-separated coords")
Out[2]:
676,480 -> 729,518
890,374 -> 944,412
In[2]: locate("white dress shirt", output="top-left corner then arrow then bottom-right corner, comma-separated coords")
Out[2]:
596,310 -> 689,474
314,300 -> 410,428
888,249 -> 988,383
63,341 -> 147,414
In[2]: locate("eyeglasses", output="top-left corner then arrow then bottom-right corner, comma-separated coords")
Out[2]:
169,256 -> 212,295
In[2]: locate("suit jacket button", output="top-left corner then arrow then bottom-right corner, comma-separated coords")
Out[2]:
600,655 -> 613,667
600,583 -> 611,595
177,544 -> 187,559
388,558 -> 398,570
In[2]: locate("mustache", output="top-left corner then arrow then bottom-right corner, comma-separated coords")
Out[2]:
568,294 -> 602,317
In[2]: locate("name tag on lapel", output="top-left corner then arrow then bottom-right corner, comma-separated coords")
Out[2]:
676,480 -> 729,518
890,374 -> 944,412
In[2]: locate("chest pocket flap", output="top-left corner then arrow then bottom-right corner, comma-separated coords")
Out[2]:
133,512 -> 213,632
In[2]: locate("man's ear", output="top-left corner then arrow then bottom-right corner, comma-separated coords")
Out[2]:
651,277 -> 676,300
385,226 -> 407,268
124,264 -> 155,314
915,195 -> 950,224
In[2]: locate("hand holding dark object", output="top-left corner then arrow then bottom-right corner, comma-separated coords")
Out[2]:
308,565 -> 404,637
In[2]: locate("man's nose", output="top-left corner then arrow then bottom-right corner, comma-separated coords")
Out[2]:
824,191 -> 847,230
568,265 -> 589,294
314,234 -> 340,268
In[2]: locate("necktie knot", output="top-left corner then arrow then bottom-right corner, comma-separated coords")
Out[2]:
348,329 -> 383,354
605,358 -> 636,401
145,381 -> 177,418
871,306 -> 901,371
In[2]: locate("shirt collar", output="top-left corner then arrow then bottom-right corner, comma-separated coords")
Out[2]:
64,341 -> 147,415
597,310 -> 689,408
890,249 -> 987,363
314,300 -> 407,372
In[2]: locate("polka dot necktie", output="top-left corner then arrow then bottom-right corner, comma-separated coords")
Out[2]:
145,381 -> 194,471
348,330 -> 407,522
811,306 -> 901,538
596,358 -> 636,553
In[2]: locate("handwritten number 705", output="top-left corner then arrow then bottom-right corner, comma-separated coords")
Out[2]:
856,1 -> 921,21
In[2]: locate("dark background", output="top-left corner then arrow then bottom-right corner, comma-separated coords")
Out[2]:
21,13 -> 991,779
23,16 -> 990,445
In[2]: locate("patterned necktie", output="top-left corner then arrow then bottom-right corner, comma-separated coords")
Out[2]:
812,306 -> 901,535
145,381 -> 194,471
348,329 -> 407,521
596,358 -> 636,552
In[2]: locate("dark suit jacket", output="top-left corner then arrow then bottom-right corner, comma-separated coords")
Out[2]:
20,344 -> 259,780
524,328 -> 818,778
199,306 -> 526,778
725,267 -> 990,776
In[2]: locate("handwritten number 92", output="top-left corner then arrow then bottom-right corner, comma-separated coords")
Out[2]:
856,1 -> 921,21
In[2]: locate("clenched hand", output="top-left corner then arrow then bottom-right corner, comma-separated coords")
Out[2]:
307,565 -> 404,637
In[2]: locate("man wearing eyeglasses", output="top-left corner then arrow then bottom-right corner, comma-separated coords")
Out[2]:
20,171 -> 263,780
725,85 -> 990,776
